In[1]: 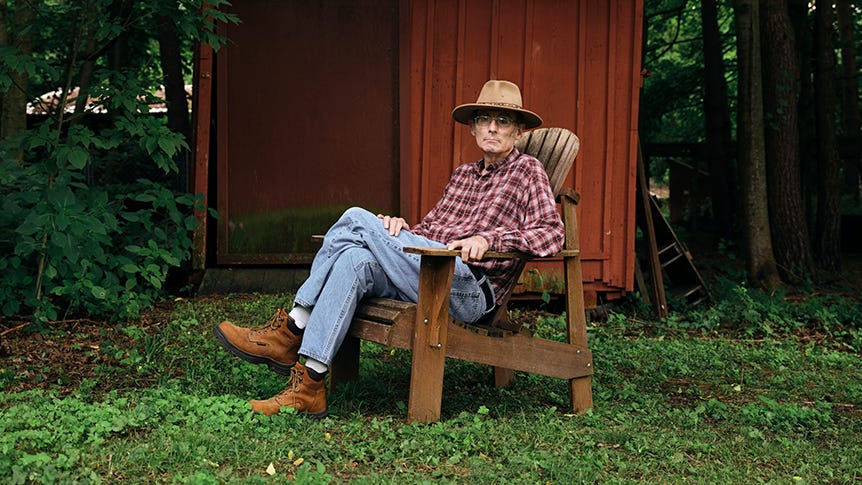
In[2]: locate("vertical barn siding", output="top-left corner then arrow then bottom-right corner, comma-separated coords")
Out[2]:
404,0 -> 643,298
200,0 -> 643,298
214,0 -> 400,262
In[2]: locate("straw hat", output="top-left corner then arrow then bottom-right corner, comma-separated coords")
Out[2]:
452,80 -> 543,129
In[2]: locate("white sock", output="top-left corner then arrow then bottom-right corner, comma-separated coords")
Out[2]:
305,357 -> 329,374
289,306 -> 310,329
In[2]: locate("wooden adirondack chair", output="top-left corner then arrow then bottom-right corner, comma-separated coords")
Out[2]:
329,127 -> 593,422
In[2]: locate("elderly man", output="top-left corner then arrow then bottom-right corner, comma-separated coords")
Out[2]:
214,80 -> 564,418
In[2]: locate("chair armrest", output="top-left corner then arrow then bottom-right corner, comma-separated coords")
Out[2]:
316,240 -> 576,258
557,188 -> 581,205
403,246 -> 578,259
403,246 -> 527,259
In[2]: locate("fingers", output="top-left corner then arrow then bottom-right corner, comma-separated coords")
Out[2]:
377,214 -> 409,236
446,236 -> 489,262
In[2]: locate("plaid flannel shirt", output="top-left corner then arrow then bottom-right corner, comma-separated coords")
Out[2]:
410,148 -> 565,303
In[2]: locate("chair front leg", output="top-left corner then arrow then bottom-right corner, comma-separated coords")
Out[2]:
407,253 -> 455,423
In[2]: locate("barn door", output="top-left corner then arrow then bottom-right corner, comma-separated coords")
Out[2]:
216,0 -> 400,264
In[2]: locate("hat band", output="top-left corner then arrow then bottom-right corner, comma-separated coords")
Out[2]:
476,101 -> 524,109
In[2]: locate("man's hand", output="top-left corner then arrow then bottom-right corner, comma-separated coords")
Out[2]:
377,214 -> 410,236
447,235 -> 490,262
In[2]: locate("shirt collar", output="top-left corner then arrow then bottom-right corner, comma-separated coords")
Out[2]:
475,148 -> 521,175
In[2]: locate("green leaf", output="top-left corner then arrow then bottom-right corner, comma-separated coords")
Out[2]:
55,213 -> 70,231
158,137 -> 178,156
121,264 -> 139,273
68,147 -> 90,169
91,286 -> 107,299
161,253 -> 180,266
16,213 -> 50,235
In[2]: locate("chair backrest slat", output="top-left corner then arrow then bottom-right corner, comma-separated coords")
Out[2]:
516,127 -> 580,197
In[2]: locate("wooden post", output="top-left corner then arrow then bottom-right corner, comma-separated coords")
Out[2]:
561,190 -> 593,413
636,141 -> 669,318
407,254 -> 455,422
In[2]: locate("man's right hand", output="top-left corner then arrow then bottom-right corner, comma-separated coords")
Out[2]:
377,214 -> 410,236
447,235 -> 490,262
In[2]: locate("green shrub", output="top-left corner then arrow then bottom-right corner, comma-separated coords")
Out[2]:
0,128 -> 201,323
0,1 -> 236,324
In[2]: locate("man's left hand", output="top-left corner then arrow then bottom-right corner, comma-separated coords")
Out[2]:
447,235 -> 490,262
377,214 -> 410,236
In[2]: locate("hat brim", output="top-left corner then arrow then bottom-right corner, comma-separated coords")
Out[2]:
452,103 -> 543,129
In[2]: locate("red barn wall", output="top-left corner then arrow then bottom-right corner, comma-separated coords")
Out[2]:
199,0 -> 644,300
401,0 -> 643,299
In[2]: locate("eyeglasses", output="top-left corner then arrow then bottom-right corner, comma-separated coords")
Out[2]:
473,114 -> 516,128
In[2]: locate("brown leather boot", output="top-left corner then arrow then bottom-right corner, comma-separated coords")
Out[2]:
250,362 -> 328,418
213,308 -> 302,375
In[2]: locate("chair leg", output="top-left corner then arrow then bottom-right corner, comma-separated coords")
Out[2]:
493,366 -> 515,387
329,334 -> 360,388
407,333 -> 447,422
570,375 -> 593,413
406,254 -> 454,423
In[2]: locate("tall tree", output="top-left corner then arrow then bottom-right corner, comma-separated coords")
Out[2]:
734,0 -> 782,288
836,0 -> 860,200
157,7 -> 192,192
701,0 -> 736,241
787,0 -> 817,234
812,0 -> 842,271
760,0 -> 814,282
0,1 -> 34,155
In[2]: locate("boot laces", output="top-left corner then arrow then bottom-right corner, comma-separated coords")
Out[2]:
250,309 -> 286,338
274,366 -> 304,404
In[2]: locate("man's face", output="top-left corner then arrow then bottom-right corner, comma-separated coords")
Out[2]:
469,109 -> 523,158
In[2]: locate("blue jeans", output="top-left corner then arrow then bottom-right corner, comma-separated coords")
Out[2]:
294,207 -> 492,365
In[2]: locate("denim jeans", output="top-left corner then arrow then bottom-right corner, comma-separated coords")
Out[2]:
294,207 -> 492,365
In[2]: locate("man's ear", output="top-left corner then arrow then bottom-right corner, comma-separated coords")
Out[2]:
513,125 -> 524,139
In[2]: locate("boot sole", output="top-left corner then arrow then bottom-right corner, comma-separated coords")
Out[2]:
306,408 -> 329,419
212,326 -> 296,375
251,408 -> 329,419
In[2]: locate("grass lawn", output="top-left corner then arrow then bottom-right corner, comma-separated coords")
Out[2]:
1,280 -> 860,483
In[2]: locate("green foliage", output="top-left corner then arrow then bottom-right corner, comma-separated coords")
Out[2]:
0,114 -> 203,322
1,292 -> 861,482
0,1 -> 240,98
640,0 -> 737,143
655,276 -> 862,350
0,1 -> 237,323
738,396 -> 833,432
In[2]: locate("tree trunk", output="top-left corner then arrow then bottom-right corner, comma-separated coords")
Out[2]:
760,0 -> 814,282
787,0 -> 817,235
157,15 -> 191,143
700,0 -> 736,241
812,0 -> 842,272
0,1 -> 35,157
837,0 -> 860,200
734,0 -> 782,289
157,11 -> 191,192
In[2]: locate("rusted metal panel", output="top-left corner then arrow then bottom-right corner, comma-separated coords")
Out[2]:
200,0 -> 644,298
